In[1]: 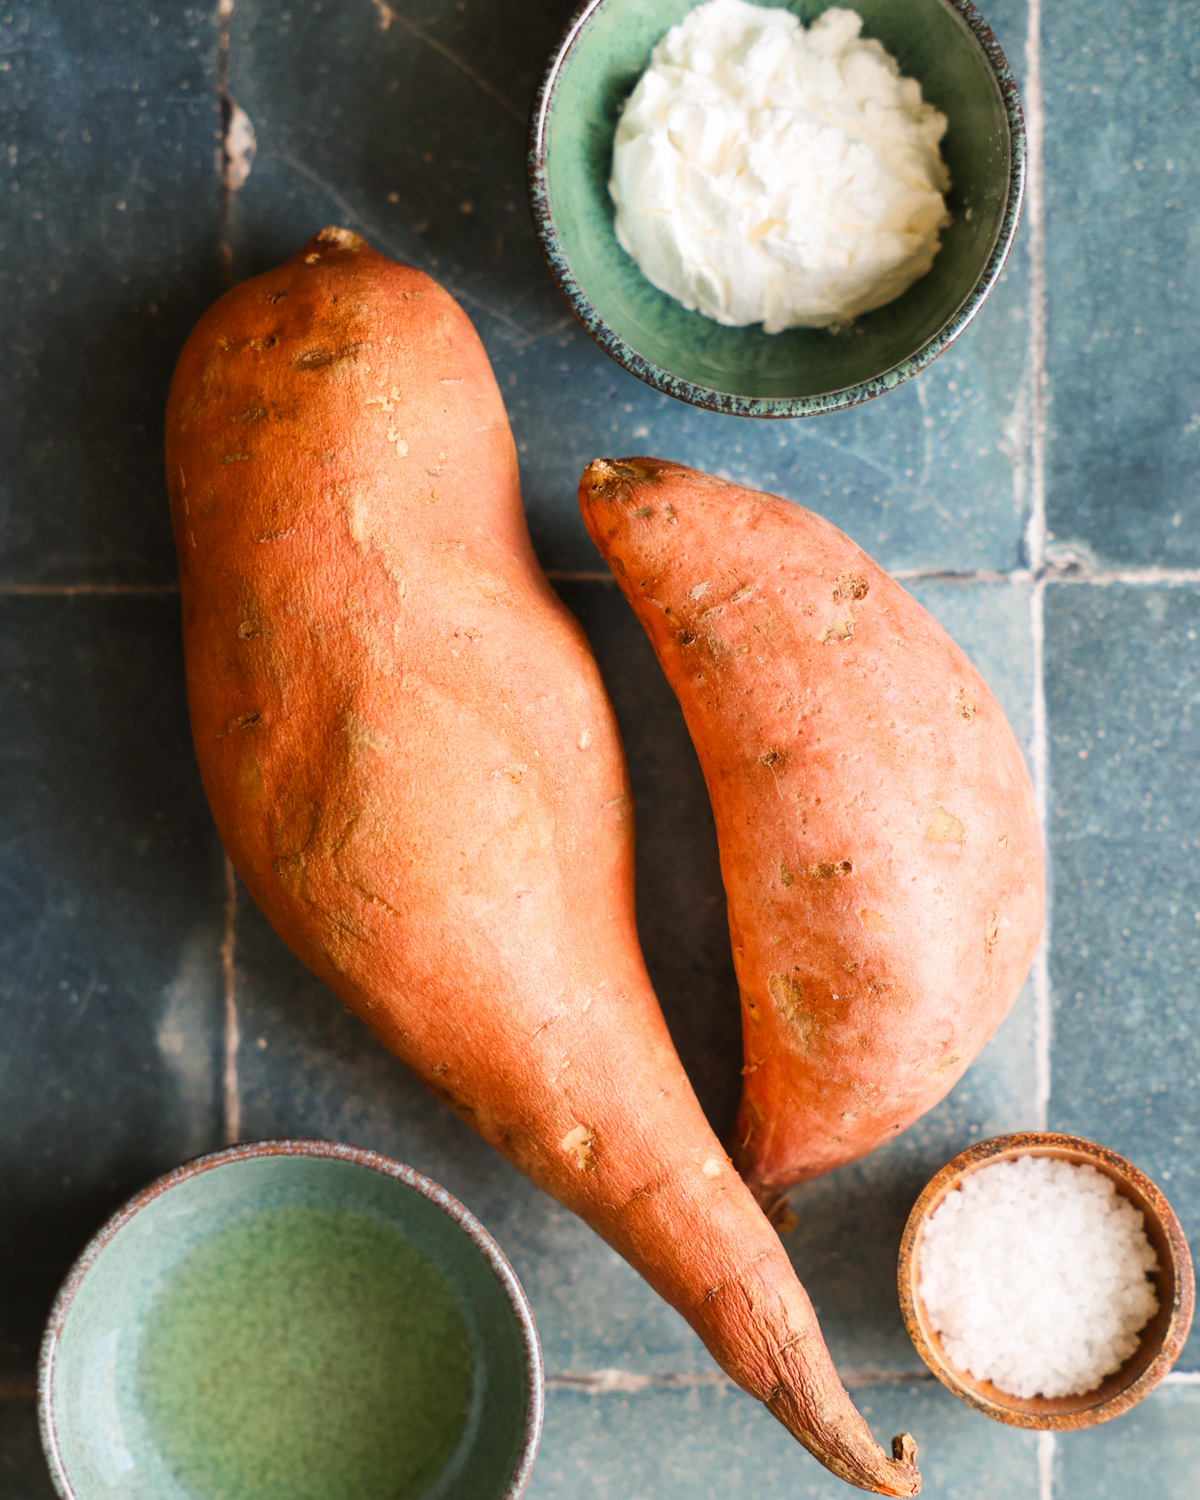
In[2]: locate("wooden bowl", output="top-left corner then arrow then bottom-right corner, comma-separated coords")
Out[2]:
897,1132 -> 1194,1429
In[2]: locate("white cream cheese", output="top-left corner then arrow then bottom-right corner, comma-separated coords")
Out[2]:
609,0 -> 952,331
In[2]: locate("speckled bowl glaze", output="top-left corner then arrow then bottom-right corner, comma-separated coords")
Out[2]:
529,0 -> 1025,417
898,1133 -> 1195,1429
39,1140 -> 543,1500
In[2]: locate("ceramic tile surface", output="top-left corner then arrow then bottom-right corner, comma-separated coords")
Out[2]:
527,1382 -> 1039,1500
1045,583 -> 1200,1368
0,2 -> 223,586
1055,1386 -> 1200,1499
1043,0 -> 1200,569
0,596 -> 225,1382
0,1400 -> 57,1500
2,0 -> 1197,1495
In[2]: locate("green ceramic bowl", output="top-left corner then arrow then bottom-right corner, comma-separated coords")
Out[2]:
39,1141 -> 543,1500
529,0 -> 1025,417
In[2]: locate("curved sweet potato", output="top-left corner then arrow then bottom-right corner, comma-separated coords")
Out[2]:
165,230 -> 919,1496
578,458 -> 1044,1203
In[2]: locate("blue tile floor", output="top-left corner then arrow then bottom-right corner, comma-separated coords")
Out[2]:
0,0 -> 1197,1496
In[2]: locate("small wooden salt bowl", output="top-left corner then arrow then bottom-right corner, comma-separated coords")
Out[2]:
897,1132 -> 1195,1429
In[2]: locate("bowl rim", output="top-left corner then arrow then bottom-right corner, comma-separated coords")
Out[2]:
37,1137 -> 545,1500
896,1131 -> 1196,1429
527,0 -> 1027,418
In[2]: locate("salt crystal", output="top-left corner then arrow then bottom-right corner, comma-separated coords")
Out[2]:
918,1155 -> 1159,1399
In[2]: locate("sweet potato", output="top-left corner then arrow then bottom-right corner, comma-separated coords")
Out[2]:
578,459 -> 1045,1204
165,230 -> 920,1496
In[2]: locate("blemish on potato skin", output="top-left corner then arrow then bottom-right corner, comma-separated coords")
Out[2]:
343,711 -> 392,757
832,571 -> 869,602
858,909 -> 894,934
585,458 -> 664,500
217,710 -> 262,738
292,340 -> 373,371
767,974 -> 816,1045
342,490 -> 371,553
926,807 -> 964,843
808,860 -> 852,881
561,1124 -> 596,1170
819,610 -> 854,644
237,746 -> 263,799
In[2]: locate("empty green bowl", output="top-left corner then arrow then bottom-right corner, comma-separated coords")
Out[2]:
528,0 -> 1025,417
39,1141 -> 543,1500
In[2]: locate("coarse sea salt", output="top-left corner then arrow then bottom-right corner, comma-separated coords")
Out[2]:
918,1155 -> 1160,1400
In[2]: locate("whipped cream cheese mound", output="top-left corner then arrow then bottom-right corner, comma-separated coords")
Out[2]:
609,0 -> 952,332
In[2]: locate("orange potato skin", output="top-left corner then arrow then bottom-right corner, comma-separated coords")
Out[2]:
578,459 -> 1045,1203
165,231 -> 919,1496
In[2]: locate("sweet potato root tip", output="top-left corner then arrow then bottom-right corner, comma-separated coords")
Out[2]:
314,225 -> 365,250
584,457 -> 666,497
893,1434 -> 918,1466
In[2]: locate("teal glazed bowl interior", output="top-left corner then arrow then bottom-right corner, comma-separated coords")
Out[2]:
39,1141 -> 543,1500
529,0 -> 1025,416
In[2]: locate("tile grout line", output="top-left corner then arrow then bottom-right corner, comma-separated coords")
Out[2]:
3,568 -> 1200,599
1025,0 -> 1056,1494
1045,565 -> 1200,585
217,0 -> 236,284
542,1367 -> 1200,1392
1025,0 -> 1051,1146
546,570 -> 618,585
1029,578 -> 1051,1136
548,565 -> 1200,588
1,1366 -> 1194,1403
214,2 -> 243,1151
220,855 -> 241,1145
1037,1431 -> 1056,1498
0,583 -> 181,595
543,1370 -> 939,1394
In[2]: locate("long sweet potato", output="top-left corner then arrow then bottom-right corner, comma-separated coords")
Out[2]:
165,229 -> 920,1496
578,458 -> 1044,1203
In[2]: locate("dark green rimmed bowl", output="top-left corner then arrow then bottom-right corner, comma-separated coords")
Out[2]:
529,0 -> 1025,417
39,1141 -> 543,1500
